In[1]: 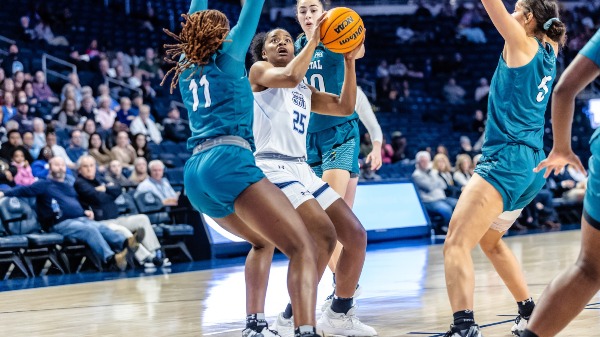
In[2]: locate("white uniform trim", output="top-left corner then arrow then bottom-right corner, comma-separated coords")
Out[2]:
490,208 -> 523,232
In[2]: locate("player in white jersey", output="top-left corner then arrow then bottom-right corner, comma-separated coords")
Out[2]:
249,28 -> 376,337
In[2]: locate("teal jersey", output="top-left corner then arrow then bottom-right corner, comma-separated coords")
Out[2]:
483,39 -> 556,155
180,0 -> 264,151
580,29 -> 600,68
295,35 -> 358,133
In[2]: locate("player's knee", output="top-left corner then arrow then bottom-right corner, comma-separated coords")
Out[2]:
281,235 -> 318,262
479,238 -> 502,256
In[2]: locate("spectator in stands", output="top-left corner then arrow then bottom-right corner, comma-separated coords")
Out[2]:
549,165 -> 587,202
112,51 -> 133,79
376,60 -> 389,79
0,157 -> 131,270
75,155 -> 169,267
443,78 -> 466,105
137,48 -> 164,79
111,131 -> 136,168
391,131 -> 409,163
96,84 -> 118,110
135,160 -> 178,206
162,107 -> 190,143
2,44 -> 28,77
11,148 -> 35,186
32,71 -> 59,104
129,157 -> 148,185
2,78 -> 15,96
130,104 -> 162,144
432,153 -> 460,198
35,20 -> 69,46
2,91 -> 16,123
54,97 -> 81,130
66,130 -> 86,164
0,154 -> 17,189
141,76 -> 157,104
32,118 -> 46,151
12,97 -> 33,133
86,39 -> 100,59
79,95 -> 97,122
388,58 -> 408,79
474,77 -> 490,103
0,130 -> 33,163
126,47 -> 141,69
132,133 -> 152,162
19,16 -> 37,43
453,154 -> 473,189
436,144 -> 449,157
22,131 -> 38,159
96,95 -> 117,131
458,135 -> 478,157
105,159 -> 135,187
80,118 -> 96,150
22,81 -> 38,106
46,129 -> 76,170
472,109 -> 486,133
381,137 -> 394,164
60,84 -> 81,110
13,71 -> 25,92
412,151 -> 458,233
88,132 -> 113,171
116,97 -> 137,127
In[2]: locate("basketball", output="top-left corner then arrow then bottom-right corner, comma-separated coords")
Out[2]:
320,7 -> 365,54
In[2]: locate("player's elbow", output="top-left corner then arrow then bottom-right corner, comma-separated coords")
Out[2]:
552,81 -> 577,101
280,70 -> 304,87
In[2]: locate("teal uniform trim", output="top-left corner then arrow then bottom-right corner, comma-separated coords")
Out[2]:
580,29 -> 600,68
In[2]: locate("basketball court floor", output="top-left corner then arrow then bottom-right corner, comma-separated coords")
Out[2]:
0,229 -> 597,336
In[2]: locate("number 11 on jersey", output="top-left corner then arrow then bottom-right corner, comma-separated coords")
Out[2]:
189,75 -> 212,111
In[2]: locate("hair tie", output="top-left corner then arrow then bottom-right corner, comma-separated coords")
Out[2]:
543,18 -> 560,31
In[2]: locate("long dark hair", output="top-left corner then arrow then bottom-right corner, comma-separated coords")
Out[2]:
161,10 -> 230,93
521,0 -> 567,47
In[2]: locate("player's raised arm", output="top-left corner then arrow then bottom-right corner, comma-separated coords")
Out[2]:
188,0 -> 207,14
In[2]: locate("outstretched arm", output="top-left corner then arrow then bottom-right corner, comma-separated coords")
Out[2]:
225,0 -> 267,62
356,86 -> 383,170
188,0 -> 207,14
480,0 -> 529,48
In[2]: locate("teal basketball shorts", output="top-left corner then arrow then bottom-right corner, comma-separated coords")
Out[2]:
474,144 -> 547,212
584,129 -> 600,229
306,119 -> 360,178
184,145 -> 265,218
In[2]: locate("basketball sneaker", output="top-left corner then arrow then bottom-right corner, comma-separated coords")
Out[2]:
242,326 -> 281,337
317,305 -> 377,336
511,315 -> 528,336
444,324 -> 483,337
271,312 -> 295,337
321,284 -> 363,312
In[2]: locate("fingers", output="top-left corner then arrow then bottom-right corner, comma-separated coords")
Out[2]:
316,11 -> 328,26
573,157 -> 588,176
533,159 -> 548,173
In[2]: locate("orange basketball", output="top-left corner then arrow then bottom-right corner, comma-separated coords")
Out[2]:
320,7 -> 365,54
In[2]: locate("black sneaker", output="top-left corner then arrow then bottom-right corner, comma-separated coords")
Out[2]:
444,324 -> 482,337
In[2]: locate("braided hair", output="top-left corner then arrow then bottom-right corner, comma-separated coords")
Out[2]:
161,10 -> 230,93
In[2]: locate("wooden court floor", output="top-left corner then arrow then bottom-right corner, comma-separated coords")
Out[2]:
0,230 -> 598,336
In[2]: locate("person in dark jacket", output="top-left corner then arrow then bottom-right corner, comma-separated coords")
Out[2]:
0,157 -> 136,270
74,155 -> 169,267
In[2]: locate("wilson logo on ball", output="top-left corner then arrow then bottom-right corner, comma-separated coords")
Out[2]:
320,7 -> 365,54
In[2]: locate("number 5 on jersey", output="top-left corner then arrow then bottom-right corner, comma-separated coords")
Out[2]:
189,75 -> 212,111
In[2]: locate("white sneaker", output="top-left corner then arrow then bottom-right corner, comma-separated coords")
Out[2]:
271,312 -> 294,337
317,305 -> 377,336
511,315 -> 528,336
320,284 -> 362,312
242,327 -> 281,337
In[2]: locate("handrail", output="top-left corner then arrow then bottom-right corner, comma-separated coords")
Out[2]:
0,35 -> 16,45
106,77 -> 143,96
42,53 -> 77,84
358,78 -> 377,102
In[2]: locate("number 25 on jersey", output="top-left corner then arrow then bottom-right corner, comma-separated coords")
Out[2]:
189,75 -> 212,111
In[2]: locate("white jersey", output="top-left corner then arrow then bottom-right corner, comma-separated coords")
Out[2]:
253,82 -> 313,158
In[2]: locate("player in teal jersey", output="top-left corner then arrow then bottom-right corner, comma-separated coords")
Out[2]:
162,1 -> 322,337
520,29 -> 599,337
293,0 -> 374,309
442,1 -> 566,337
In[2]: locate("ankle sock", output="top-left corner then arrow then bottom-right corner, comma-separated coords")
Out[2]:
330,296 -> 353,314
295,325 -> 316,337
453,310 -> 475,330
282,302 -> 293,319
518,297 -> 535,319
246,313 -> 267,330
520,330 -> 539,337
